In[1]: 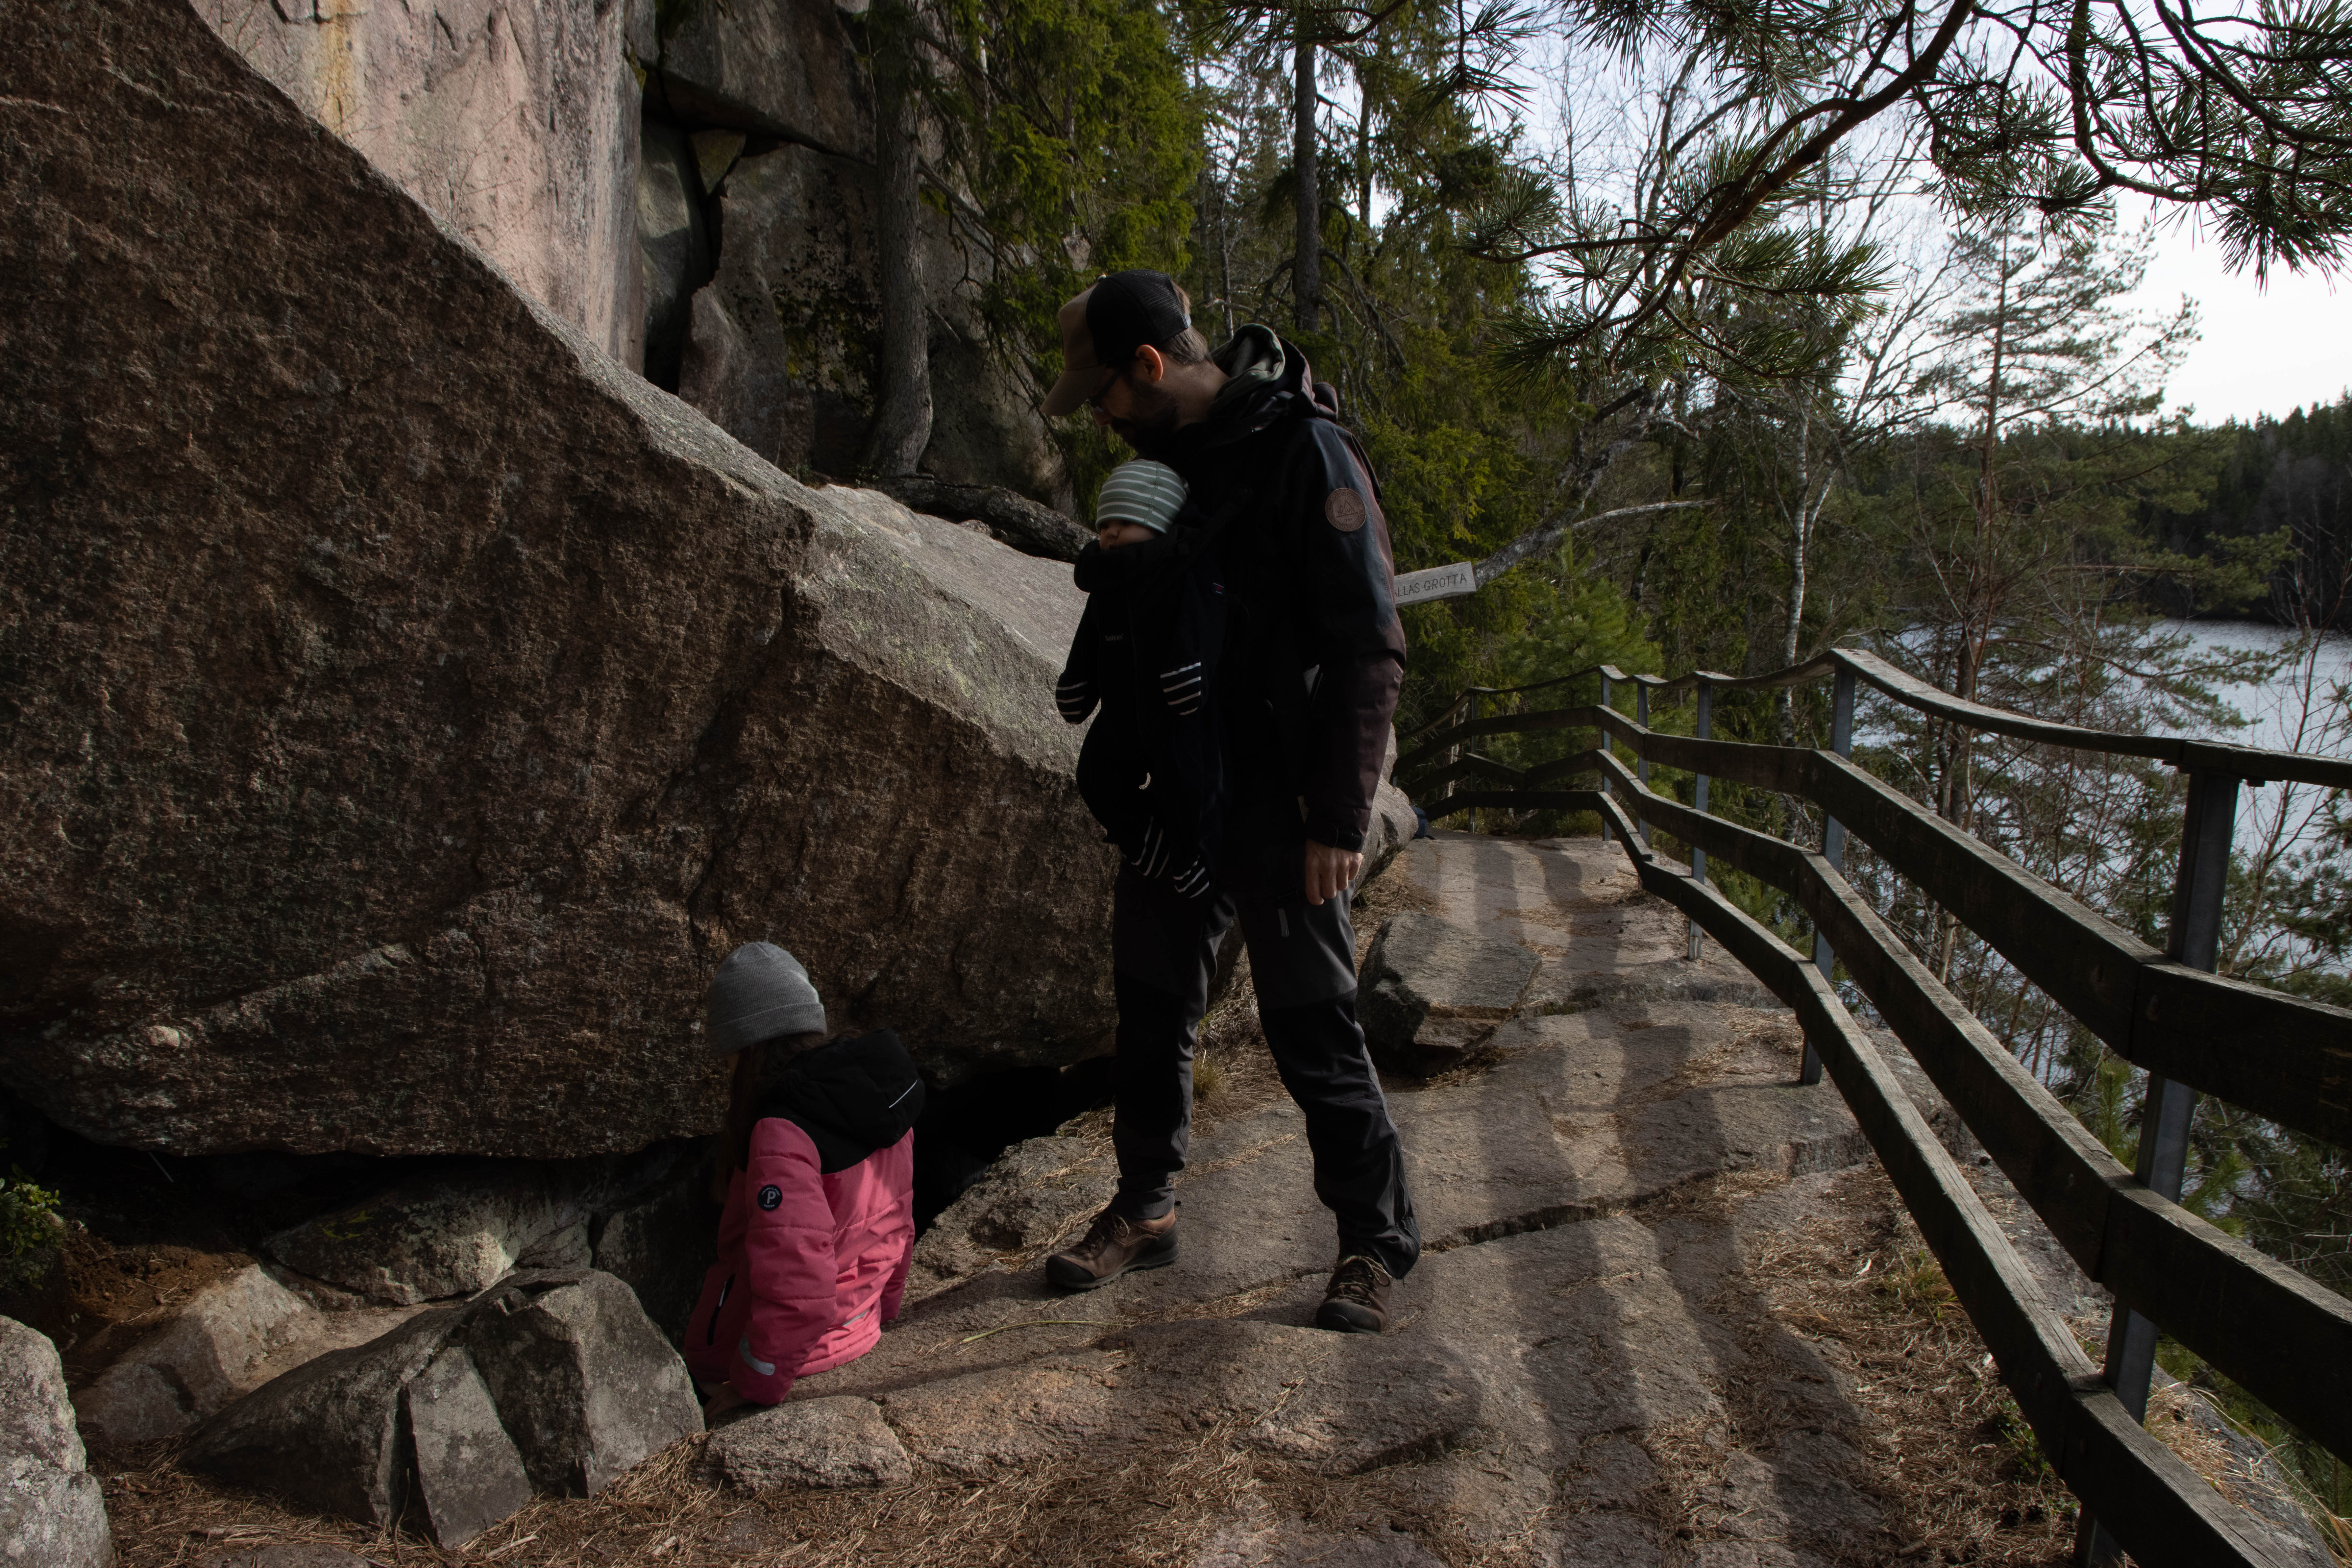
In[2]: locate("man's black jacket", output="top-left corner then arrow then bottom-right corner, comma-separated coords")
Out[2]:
1130,326 -> 1407,899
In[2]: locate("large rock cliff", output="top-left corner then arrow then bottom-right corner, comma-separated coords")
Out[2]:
192,0 -> 1068,505
0,0 -> 1114,1157
195,0 -> 644,368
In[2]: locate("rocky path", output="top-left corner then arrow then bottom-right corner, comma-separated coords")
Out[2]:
753,833 -> 2014,1565
101,832 -> 2289,1567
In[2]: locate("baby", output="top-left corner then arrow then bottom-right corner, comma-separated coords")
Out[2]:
1055,460 -> 1222,897
1088,458 -> 1189,550
684,943 -> 923,1413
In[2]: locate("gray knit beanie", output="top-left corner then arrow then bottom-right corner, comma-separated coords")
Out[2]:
1094,459 -> 1189,535
703,942 -> 826,1055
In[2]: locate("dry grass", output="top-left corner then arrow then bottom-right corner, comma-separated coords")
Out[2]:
1186,983 -> 1284,1134
98,1361 -> 1414,1568
1733,1164 -> 2076,1567
2142,1382 -> 2352,1563
49,1233 -> 259,1386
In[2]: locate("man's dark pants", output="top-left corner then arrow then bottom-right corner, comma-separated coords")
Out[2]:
1107,863 -> 1420,1280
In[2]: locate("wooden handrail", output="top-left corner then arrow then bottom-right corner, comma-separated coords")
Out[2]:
1396,647 -> 2352,1568
1393,705 -> 1599,777
1581,709 -> 2352,1149
1396,646 -> 2352,789
1591,749 -> 2352,1463
1579,790 -> 2311,1568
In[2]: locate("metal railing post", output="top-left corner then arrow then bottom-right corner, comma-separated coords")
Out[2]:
1688,681 -> 1711,961
1465,692 -> 1481,836
1635,682 -> 1652,846
1597,672 -> 1614,844
1800,666 -> 1857,1086
2074,767 -> 2241,1568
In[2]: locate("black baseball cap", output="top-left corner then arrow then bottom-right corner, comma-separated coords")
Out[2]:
1041,270 -> 1194,417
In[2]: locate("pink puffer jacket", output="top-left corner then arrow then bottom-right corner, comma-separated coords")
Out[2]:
683,1030 -> 922,1404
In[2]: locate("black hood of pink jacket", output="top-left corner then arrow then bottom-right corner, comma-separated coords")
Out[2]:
756,1029 -> 926,1174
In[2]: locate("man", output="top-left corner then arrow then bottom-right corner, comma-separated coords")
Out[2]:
1039,269 -> 1415,1332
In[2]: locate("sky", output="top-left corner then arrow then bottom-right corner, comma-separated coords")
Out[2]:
1505,43 -> 2352,432
2125,201 -> 2352,426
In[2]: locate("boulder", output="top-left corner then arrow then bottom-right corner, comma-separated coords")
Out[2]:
1357,914 -> 1539,1075
191,0 -> 642,366
916,301 -> 1074,507
185,1269 -> 700,1530
183,1306 -> 464,1526
591,1170 -> 718,1342
404,1347 -> 534,1549
700,1396 -> 913,1490
649,0 -> 873,159
691,131 -> 750,193
0,1316 -> 111,1568
263,1150 -> 685,1305
1365,727 -> 1420,877
679,144 -> 883,478
463,1270 -> 704,1496
0,0 -> 1118,1157
74,1264 -> 320,1448
521,1223 -> 595,1271
908,1134 -> 1113,1298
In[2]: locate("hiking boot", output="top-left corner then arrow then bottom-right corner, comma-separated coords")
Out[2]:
1315,1254 -> 1393,1333
1045,1206 -> 1178,1291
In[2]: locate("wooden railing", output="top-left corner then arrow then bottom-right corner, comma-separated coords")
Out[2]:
1392,648 -> 2352,1568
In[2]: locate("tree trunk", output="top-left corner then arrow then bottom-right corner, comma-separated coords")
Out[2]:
1292,10 -> 1321,334
1933,241 -> 2011,982
1776,405 -> 1817,743
869,476 -> 1092,562
860,4 -> 933,477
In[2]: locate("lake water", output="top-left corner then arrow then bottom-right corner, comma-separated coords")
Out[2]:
1861,620 -> 2351,859
2160,620 -> 2352,858
2164,620 -> 2352,755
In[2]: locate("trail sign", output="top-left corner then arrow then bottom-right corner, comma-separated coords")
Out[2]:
1393,561 -> 1477,605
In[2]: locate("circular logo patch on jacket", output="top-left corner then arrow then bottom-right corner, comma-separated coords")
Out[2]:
1325,488 -> 1368,532
757,1184 -> 783,1210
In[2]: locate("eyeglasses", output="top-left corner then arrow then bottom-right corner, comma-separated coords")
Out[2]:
1084,360 -> 1133,414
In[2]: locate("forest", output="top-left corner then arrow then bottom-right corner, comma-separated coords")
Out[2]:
844,0 -> 2352,1535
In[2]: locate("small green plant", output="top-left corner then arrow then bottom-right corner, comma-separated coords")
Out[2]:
1879,1245 -> 1958,1323
1983,1394 -> 2054,1483
0,1170 -> 62,1263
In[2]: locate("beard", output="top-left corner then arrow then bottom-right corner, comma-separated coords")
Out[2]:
1109,380 -> 1183,457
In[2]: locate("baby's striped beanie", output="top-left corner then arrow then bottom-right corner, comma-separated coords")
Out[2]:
1094,460 -> 1189,535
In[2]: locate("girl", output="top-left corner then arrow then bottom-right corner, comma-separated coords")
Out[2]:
685,942 -> 923,1408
